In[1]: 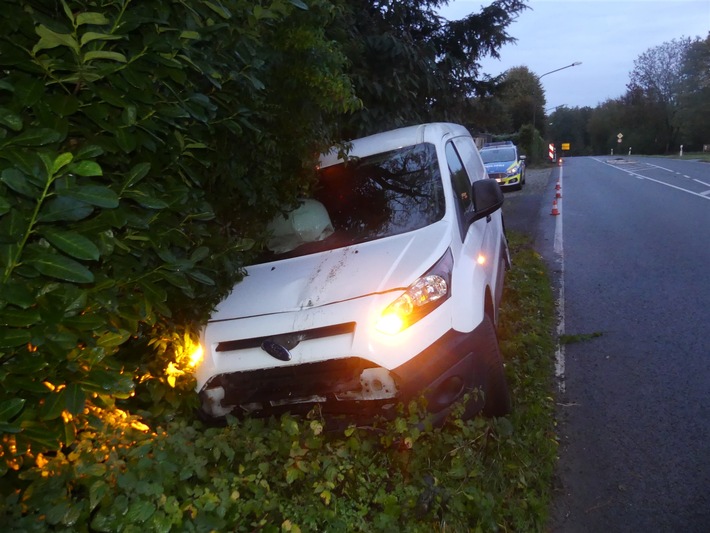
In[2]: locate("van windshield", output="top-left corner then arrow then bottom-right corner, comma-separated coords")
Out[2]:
261,142 -> 445,261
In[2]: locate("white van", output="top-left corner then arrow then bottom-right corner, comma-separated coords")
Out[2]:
194,123 -> 511,424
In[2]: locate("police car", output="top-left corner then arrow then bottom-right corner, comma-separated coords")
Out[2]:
480,141 -> 526,190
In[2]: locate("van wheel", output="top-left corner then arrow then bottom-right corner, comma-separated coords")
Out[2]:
479,316 -> 512,417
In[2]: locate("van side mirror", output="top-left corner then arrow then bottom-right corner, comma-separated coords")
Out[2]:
519,155 -> 527,161
469,179 -> 504,223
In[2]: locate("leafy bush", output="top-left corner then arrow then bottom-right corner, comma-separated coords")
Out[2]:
2,232 -> 558,532
1,408 -> 511,532
517,124 -> 547,165
0,0 -> 357,473
1,1 -> 555,529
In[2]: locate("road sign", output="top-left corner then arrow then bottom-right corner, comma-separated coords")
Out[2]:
617,133 -> 623,139
561,143 -> 570,151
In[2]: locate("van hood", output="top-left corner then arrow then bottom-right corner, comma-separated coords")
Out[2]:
210,222 -> 450,321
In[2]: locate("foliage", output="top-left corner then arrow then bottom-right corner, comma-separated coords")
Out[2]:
0,0 -> 547,525
330,0 -> 528,138
626,36 -> 693,152
466,92 -> 510,135
496,66 -> 545,135
619,87 -> 670,153
0,0 -> 358,472
629,37 -> 692,107
517,124 -> 546,165
542,33 -> 709,155
585,99 -> 624,155
547,106 -> 593,156
2,231 -> 558,532
676,34 -> 710,149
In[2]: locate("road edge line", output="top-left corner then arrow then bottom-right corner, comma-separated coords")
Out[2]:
554,164 -> 566,393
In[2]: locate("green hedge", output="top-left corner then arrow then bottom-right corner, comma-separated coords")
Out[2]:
0,0 -> 357,474
0,3 -> 557,530
517,124 -> 547,165
2,233 -> 557,532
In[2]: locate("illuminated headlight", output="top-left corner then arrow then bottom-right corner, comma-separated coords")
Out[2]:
506,166 -> 519,176
376,250 -> 453,335
189,344 -> 204,367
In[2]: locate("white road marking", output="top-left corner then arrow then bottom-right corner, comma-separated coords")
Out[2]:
630,172 -> 710,200
554,165 -> 566,393
645,161 -> 682,175
596,158 -> 710,201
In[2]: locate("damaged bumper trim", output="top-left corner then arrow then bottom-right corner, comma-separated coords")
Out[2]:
199,323 -> 491,424
215,322 -> 356,352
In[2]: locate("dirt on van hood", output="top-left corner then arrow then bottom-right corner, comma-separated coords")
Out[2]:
209,222 -> 450,322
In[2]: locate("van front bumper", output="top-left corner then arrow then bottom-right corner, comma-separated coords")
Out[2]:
197,322 -> 492,425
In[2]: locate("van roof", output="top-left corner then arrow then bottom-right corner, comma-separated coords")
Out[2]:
320,123 -> 471,167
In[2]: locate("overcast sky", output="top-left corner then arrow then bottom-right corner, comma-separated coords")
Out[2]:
439,0 -> 710,110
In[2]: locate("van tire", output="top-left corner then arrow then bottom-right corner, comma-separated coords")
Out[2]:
479,316 -> 512,417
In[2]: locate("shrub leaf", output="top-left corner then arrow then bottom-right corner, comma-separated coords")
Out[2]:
0,398 -> 26,422
28,252 -> 94,283
60,185 -> 118,208
42,228 -> 100,261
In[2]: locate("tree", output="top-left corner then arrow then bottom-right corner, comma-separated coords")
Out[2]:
587,99 -> 625,155
677,33 -> 710,150
468,93 -> 511,134
508,34 -> 710,156
627,37 -> 693,152
621,86 -> 668,153
489,66 -> 543,135
548,106 -> 593,156
331,0 -> 528,138
586,91 -> 667,156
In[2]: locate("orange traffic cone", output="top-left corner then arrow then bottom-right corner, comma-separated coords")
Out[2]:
555,181 -> 561,190
550,198 -> 560,216
556,189 -> 562,199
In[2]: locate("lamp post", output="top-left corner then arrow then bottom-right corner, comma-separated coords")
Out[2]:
539,61 -> 582,81
532,62 -> 581,131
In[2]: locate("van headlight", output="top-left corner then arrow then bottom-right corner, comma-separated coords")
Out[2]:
376,249 -> 453,335
189,344 -> 204,367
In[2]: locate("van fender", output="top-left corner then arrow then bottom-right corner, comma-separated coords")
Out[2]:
449,255 -> 488,333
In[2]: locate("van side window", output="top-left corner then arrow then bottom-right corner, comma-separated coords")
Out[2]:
445,142 -> 475,237
453,136 -> 486,182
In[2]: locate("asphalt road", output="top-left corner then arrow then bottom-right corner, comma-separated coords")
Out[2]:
503,157 -> 710,532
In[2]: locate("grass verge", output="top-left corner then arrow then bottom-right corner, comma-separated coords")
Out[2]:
3,232 -> 558,532
648,151 -> 710,162
676,152 -> 710,162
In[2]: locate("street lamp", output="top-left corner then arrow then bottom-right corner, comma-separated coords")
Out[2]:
538,61 -> 582,81
532,62 -> 581,130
